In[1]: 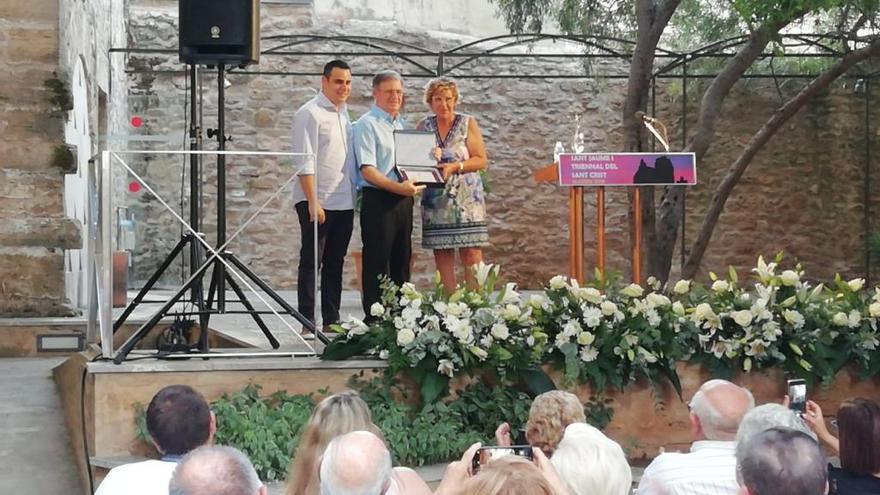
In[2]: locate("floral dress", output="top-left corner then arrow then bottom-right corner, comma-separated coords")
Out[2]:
420,113 -> 490,249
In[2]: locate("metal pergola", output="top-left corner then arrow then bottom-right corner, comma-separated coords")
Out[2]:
113,31 -> 879,278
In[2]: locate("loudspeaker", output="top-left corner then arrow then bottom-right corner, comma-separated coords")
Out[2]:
179,0 -> 260,67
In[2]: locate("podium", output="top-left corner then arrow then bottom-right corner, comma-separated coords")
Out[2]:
534,152 -> 697,284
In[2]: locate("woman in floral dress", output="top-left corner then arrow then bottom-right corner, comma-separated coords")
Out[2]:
417,77 -> 489,292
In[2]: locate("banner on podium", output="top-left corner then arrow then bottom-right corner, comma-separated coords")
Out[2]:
558,152 -> 697,187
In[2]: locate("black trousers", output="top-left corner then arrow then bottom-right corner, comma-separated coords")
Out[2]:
295,201 -> 354,325
360,187 -> 413,316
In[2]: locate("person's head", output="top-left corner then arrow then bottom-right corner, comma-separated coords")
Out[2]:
736,427 -> 826,495
525,390 -> 586,457
319,430 -> 391,495
735,403 -> 815,460
371,70 -> 404,117
688,379 -> 754,441
462,455 -> 555,495
423,77 -> 459,119
550,423 -> 632,495
169,445 -> 267,495
321,60 -> 352,107
285,391 -> 381,495
837,397 -> 880,476
146,385 -> 215,456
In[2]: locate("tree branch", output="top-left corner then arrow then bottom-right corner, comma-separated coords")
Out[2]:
681,38 -> 880,279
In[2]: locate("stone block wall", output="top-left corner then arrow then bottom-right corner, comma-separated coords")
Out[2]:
123,2 -> 880,300
0,0 -> 80,316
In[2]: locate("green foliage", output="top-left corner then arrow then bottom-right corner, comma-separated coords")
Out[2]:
211,385 -> 316,482
51,145 -> 76,173
584,396 -> 615,431
43,72 -> 72,112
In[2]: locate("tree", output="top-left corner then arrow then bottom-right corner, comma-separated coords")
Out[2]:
490,0 -> 880,282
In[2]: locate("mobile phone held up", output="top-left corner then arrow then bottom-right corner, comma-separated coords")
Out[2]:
472,445 -> 534,474
787,378 -> 807,414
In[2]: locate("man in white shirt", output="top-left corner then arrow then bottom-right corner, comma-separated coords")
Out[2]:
637,379 -> 755,495
169,445 -> 267,495
95,385 -> 216,495
291,59 -> 356,330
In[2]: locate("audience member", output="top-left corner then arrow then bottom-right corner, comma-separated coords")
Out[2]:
168,445 -> 266,495
95,385 -> 215,495
434,442 -> 571,495
286,391 -> 430,495
736,427 -> 826,495
319,431 -> 391,495
636,379 -> 754,495
735,402 -> 815,459
496,390 -> 586,457
551,423 -> 632,495
804,398 -> 880,494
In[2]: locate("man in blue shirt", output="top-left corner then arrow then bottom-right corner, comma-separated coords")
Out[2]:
353,70 -> 424,318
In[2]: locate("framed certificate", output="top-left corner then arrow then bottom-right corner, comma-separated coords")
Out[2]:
393,130 -> 444,186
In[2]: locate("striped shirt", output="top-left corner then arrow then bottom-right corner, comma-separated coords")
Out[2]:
636,441 -> 739,495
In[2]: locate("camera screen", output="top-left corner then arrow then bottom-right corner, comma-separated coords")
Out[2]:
472,446 -> 534,473
788,380 -> 806,412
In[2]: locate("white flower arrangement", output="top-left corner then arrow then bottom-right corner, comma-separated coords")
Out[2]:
327,255 -> 880,402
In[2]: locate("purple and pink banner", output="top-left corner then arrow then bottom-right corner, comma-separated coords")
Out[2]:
558,153 -> 697,187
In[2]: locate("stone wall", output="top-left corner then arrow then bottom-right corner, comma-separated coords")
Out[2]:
123,3 -> 880,302
0,0 -> 80,316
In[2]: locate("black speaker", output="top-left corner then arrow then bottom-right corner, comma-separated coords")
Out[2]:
179,0 -> 260,67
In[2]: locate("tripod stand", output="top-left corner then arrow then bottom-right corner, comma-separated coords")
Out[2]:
112,64 -> 328,364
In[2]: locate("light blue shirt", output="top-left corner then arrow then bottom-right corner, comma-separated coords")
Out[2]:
353,105 -> 405,190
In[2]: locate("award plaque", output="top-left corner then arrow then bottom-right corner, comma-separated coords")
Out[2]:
393,130 -> 444,186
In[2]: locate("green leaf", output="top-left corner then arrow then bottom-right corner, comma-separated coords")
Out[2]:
519,368 -> 557,396
321,337 -> 372,360
418,372 -> 449,405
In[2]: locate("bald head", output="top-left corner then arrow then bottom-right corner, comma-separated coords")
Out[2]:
169,445 -> 265,495
320,431 -> 392,495
689,379 -> 754,441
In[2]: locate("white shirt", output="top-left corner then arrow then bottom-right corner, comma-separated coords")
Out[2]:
94,459 -> 177,495
636,441 -> 740,495
291,91 -> 355,210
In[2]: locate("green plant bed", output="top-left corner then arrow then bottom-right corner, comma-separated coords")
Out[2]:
136,372 -> 607,481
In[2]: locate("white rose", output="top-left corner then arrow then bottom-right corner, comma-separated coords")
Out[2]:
672,301 -> 686,317
528,294 -> 549,310
693,303 -> 716,321
396,328 -> 415,346
647,292 -> 671,307
848,278 -> 865,292
433,301 -> 448,314
379,349 -> 389,359
370,303 -> 385,317
848,310 -> 862,328
621,283 -> 644,298
491,323 -> 510,340
502,304 -> 522,320
549,275 -> 568,290
673,280 -> 691,295
712,280 -> 730,293
832,312 -> 849,326
783,309 -> 805,329
562,319 -> 582,337
731,309 -> 753,327
582,287 -> 602,304
600,300 -> 617,316
780,270 -> 799,286
577,331 -> 596,346
870,302 -> 880,319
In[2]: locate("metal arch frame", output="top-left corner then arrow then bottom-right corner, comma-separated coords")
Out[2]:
113,30 -> 879,281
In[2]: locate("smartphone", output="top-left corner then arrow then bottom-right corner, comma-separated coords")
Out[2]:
787,378 -> 807,414
514,428 -> 528,445
472,445 -> 534,473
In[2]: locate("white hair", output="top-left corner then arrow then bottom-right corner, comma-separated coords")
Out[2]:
320,431 -> 392,495
690,379 -> 755,439
735,403 -> 815,460
169,445 -> 262,495
550,423 -> 632,495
